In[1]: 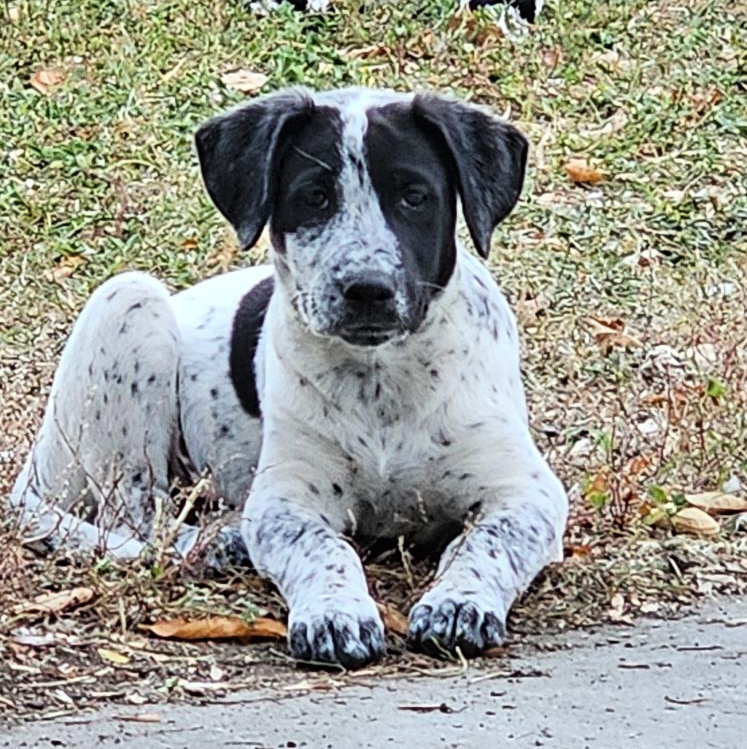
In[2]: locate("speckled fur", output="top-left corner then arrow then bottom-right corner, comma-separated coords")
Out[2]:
9,87 -> 567,668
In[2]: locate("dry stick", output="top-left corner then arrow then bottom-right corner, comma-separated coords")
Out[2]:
154,475 -> 210,569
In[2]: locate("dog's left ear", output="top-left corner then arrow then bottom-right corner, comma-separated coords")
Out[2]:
195,89 -> 314,251
413,94 -> 528,258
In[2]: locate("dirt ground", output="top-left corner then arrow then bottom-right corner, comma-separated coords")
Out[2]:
5,596 -> 746,749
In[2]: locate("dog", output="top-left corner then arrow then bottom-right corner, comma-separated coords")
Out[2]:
249,0 -> 544,25
10,86 -> 568,668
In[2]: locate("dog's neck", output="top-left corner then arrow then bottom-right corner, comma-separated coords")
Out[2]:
266,254 -> 473,411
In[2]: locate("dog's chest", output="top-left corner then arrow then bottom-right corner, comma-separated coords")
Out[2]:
305,362 -> 490,537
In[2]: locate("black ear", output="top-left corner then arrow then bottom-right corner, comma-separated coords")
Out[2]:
413,94 -> 528,258
195,89 -> 314,250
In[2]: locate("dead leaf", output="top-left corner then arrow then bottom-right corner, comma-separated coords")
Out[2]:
12,587 -> 95,616
97,648 -> 131,666
30,68 -> 65,95
563,544 -> 591,560
685,491 -> 747,515
564,158 -> 604,185
671,507 -> 720,537
205,240 -> 237,271
640,601 -> 661,614
607,592 -> 626,621
585,316 -> 642,353
220,69 -> 268,94
45,254 -> 85,282
482,646 -> 508,658
344,44 -> 389,60
141,616 -> 287,641
376,602 -> 408,637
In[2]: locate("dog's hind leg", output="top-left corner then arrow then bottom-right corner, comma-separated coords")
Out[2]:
9,271 -> 180,560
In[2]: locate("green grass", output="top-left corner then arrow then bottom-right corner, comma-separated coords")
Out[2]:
1,0 -> 746,721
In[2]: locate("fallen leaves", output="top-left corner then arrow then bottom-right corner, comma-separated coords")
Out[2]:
376,602 -> 408,637
141,616 -> 287,642
564,158 -> 604,185
684,491 -> 747,515
585,316 -> 642,353
669,507 -> 720,537
29,68 -> 65,95
220,69 -> 268,95
45,254 -> 86,282
12,587 -> 95,617
97,648 -> 131,666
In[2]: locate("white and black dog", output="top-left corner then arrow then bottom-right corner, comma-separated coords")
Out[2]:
10,87 -> 567,668
251,0 -> 544,25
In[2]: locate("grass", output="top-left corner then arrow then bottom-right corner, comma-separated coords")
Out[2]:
1,0 -> 746,723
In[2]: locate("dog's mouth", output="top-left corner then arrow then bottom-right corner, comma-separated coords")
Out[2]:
336,325 -> 405,347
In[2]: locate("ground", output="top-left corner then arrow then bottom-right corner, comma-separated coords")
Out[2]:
5,597 -> 747,747
1,0 -> 746,728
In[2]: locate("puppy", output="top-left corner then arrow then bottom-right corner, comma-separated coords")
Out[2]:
11,87 -> 567,667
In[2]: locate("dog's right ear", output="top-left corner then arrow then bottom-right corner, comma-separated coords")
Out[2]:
195,89 -> 314,251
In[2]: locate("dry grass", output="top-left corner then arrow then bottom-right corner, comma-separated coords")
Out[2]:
1,0 -> 746,724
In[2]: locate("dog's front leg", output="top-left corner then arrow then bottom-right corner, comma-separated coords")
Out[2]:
408,444 -> 567,657
243,459 -> 385,668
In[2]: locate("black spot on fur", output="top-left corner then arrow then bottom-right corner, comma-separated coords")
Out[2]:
229,276 -> 274,418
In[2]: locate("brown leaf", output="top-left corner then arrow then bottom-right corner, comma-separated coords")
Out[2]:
30,68 -> 65,95
97,648 -> 131,666
220,69 -> 268,94
12,586 -> 95,616
376,602 -> 408,636
670,507 -> 720,537
482,645 -> 508,658
685,492 -> 747,515
625,455 -> 651,477
564,158 -> 604,185
45,254 -> 85,282
344,44 -> 389,60
586,316 -> 642,353
141,616 -> 287,641
563,544 -> 591,560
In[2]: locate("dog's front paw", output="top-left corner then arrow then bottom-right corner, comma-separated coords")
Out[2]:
408,587 -> 507,658
289,595 -> 385,669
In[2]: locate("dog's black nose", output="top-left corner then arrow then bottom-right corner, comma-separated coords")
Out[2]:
341,273 -> 396,304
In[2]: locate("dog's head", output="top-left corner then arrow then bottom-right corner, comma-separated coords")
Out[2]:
195,87 -> 527,347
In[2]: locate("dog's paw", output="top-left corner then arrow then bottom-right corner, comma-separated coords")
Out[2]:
289,595 -> 386,669
408,588 -> 507,658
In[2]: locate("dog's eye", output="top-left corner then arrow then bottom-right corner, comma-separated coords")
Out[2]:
401,188 -> 428,209
303,188 -> 330,210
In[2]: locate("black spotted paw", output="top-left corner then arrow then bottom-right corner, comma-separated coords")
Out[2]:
289,595 -> 386,669
408,590 -> 507,658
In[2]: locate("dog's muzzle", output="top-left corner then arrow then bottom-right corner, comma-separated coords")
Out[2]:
333,270 -> 408,347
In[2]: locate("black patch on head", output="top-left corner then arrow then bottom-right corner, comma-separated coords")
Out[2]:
412,95 -> 528,258
195,89 -> 317,251
270,107 -> 344,242
229,276 -> 274,418
365,103 -> 459,302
